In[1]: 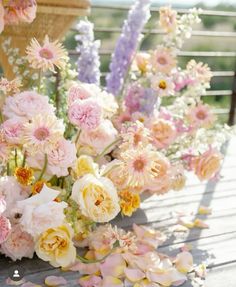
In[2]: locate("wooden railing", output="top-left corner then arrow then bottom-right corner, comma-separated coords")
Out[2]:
69,4 -> 236,125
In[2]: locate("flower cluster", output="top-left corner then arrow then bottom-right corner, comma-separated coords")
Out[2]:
0,4 -> 233,287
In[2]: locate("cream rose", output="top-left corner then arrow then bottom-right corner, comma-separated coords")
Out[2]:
71,174 -> 120,223
192,149 -> 222,181
35,224 -> 76,268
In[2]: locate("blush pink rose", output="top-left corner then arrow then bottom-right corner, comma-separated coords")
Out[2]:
27,139 -> 77,177
80,120 -> 118,155
3,91 -> 55,120
68,99 -> 102,130
150,119 -> 177,149
192,148 -> 222,181
67,83 -> 93,106
0,215 -> 11,244
1,118 -> 24,144
0,224 -> 34,261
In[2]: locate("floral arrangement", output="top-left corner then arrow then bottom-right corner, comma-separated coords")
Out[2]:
0,1 -> 233,287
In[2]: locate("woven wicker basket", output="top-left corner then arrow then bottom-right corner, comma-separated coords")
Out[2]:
0,0 -> 91,79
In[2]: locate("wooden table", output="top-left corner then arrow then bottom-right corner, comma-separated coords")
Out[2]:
1,139 -> 236,286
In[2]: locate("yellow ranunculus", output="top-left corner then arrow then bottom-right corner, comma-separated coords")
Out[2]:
35,224 -> 76,268
71,174 -> 120,223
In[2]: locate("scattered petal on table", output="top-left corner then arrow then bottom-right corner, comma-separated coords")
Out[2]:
100,253 -> 126,278
178,217 -> 195,229
198,206 -> 212,215
175,252 -> 194,273
195,263 -> 207,278
124,267 -> 145,282
45,275 -> 67,286
194,219 -> 209,229
78,275 -> 102,287
68,260 -> 100,274
102,276 -> 124,287
171,224 -> 189,232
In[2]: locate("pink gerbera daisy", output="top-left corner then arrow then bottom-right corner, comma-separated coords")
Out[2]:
187,104 -> 215,128
151,46 -> 177,74
26,35 -> 68,72
23,114 -> 65,154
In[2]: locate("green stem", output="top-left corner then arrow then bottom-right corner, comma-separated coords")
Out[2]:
37,154 -> 48,181
38,71 -> 42,93
95,138 -> 121,162
14,149 -> 18,168
75,129 -> 81,146
7,163 -> 10,176
22,152 -> 26,167
0,111 -> 3,124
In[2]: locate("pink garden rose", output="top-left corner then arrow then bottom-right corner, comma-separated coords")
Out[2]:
68,99 -> 102,130
0,224 -> 34,261
192,148 -> 222,181
1,118 -> 24,144
27,139 -> 77,177
3,91 -> 55,120
80,120 -> 118,155
67,83 -> 93,106
150,119 -> 177,149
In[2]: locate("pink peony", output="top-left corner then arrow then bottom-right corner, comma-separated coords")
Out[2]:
67,83 -> 93,106
80,120 -> 118,155
1,118 -> 24,144
68,99 -> 102,130
0,215 -> 11,244
0,224 -> 34,261
27,139 -> 77,177
3,91 -> 55,120
0,196 -> 6,214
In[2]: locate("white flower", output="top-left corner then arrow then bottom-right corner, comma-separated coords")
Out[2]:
17,185 -> 67,237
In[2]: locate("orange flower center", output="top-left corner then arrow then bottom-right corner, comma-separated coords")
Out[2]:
196,110 -> 207,120
34,127 -> 50,141
157,56 -> 167,65
39,48 -> 54,60
159,80 -> 167,89
133,158 -> 145,172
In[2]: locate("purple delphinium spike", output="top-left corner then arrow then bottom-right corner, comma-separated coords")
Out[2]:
75,20 -> 101,85
106,0 -> 151,96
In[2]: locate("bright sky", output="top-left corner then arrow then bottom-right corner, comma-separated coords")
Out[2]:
92,0 -> 236,7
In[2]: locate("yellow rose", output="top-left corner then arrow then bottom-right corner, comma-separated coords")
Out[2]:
71,174 -> 120,223
193,149 -> 222,181
35,224 -> 76,267
74,155 -> 98,178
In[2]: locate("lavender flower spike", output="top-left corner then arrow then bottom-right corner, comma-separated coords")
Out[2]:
106,0 -> 151,96
75,20 -> 101,85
